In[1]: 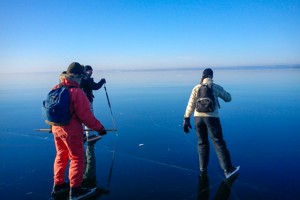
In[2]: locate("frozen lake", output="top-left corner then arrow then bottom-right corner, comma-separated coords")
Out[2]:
1,67 -> 300,200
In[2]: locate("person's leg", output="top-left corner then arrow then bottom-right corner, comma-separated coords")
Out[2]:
205,117 -> 233,171
66,134 -> 85,188
195,117 -> 210,173
85,102 -> 93,137
83,142 -> 97,187
85,102 -> 101,142
67,134 -> 97,199
53,137 -> 69,185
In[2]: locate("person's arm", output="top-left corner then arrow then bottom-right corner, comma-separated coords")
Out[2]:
214,84 -> 231,102
184,85 -> 198,118
91,78 -> 106,90
72,88 -> 104,132
183,85 -> 199,133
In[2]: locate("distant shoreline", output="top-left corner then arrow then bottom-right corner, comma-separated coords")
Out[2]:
97,64 -> 300,72
3,64 -> 300,75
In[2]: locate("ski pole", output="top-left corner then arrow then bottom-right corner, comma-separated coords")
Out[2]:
35,128 -> 118,132
104,84 -> 116,129
103,83 -> 118,189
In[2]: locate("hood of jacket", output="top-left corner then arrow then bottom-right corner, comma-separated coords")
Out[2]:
202,77 -> 213,86
60,75 -> 81,87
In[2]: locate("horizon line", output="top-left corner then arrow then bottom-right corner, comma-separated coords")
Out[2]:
2,64 -> 300,75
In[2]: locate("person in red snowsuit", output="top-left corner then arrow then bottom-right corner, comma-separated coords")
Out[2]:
51,62 -> 107,199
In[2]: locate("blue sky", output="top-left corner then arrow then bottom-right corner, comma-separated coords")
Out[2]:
1,0 -> 299,73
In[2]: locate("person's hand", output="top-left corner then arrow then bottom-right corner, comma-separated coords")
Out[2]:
98,128 -> 107,136
183,118 -> 192,133
99,78 -> 106,86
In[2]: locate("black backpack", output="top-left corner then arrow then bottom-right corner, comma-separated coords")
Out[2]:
196,84 -> 216,112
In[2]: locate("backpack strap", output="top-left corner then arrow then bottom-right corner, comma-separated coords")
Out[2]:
60,85 -> 78,118
217,98 -> 221,109
211,84 -> 221,109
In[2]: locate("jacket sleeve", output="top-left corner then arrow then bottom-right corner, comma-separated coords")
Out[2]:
213,84 -> 231,102
184,85 -> 199,118
71,88 -> 104,131
90,78 -> 104,90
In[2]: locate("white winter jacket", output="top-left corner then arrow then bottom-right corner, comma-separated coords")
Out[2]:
184,78 -> 231,118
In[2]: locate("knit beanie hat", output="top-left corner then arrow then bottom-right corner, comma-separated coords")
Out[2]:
84,65 -> 93,72
202,68 -> 213,78
66,62 -> 84,76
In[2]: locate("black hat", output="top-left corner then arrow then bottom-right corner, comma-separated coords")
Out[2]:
67,62 -> 84,75
202,68 -> 213,78
84,65 -> 93,72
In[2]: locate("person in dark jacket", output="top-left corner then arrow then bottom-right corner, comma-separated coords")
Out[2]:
80,65 -> 106,142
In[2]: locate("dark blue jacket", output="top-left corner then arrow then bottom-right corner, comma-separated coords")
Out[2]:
80,77 -> 105,102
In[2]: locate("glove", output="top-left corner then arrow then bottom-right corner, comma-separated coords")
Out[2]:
183,118 -> 192,133
98,128 -> 107,136
99,78 -> 106,87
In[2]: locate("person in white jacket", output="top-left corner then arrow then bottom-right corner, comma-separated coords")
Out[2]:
183,68 -> 239,179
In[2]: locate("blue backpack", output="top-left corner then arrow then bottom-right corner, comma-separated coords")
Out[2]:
42,86 -> 75,126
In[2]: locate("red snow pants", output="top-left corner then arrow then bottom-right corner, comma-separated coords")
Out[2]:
53,134 -> 84,188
